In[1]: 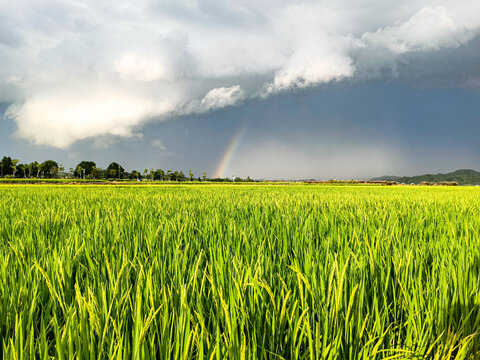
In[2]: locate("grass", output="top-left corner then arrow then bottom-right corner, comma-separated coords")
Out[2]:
1,184 -> 479,359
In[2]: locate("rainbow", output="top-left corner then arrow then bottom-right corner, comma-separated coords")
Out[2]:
214,128 -> 245,178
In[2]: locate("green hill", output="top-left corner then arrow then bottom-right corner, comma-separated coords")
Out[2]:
372,169 -> 480,185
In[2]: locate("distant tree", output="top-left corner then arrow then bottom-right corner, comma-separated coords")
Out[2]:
17,164 -> 27,178
106,162 -> 124,179
130,170 -> 140,180
76,166 -> 84,179
49,165 -> 59,178
41,160 -> 59,178
202,172 -> 207,181
178,171 -> 186,181
150,168 -> 155,181
1,156 -> 13,176
92,167 -> 103,179
74,161 -> 96,178
28,162 -> 38,178
11,159 -> 19,177
37,163 -> 44,178
29,162 -> 37,178
166,170 -> 172,181
154,169 -> 165,181
189,170 -> 194,181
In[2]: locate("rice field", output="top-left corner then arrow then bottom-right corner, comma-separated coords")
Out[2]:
1,184 -> 480,359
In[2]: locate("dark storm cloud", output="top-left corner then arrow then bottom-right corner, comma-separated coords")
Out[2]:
1,0 -> 480,148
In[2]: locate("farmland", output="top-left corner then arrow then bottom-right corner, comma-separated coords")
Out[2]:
1,184 -> 480,359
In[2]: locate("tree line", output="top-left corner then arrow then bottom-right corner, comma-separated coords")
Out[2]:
0,157 -> 63,178
69,160 -> 202,181
0,156 -> 251,182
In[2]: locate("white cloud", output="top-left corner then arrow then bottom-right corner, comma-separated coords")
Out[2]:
362,6 -> 476,54
1,0 -> 480,148
266,41 -> 355,93
114,53 -> 172,82
181,85 -> 245,114
6,88 -> 173,147
200,86 -> 245,111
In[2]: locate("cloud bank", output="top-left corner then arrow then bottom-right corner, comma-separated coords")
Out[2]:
1,0 -> 480,147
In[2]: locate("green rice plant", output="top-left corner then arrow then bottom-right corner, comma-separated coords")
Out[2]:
0,184 -> 479,359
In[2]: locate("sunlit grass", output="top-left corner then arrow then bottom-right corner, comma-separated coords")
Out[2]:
1,185 -> 479,359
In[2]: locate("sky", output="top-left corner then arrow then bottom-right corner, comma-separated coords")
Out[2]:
1,0 -> 480,179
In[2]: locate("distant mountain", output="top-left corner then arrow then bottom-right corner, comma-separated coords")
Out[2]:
371,169 -> 480,185
370,175 -> 401,181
